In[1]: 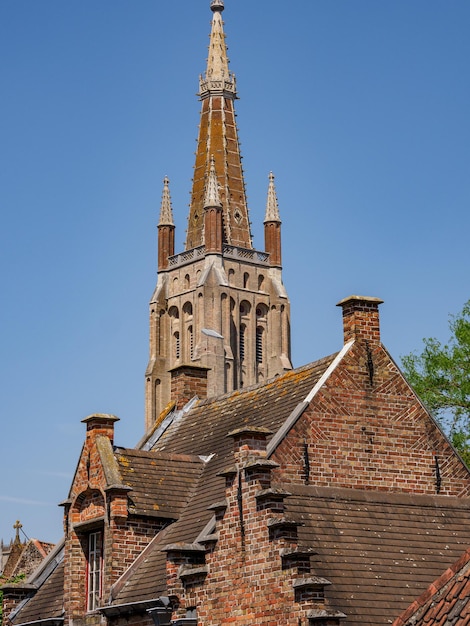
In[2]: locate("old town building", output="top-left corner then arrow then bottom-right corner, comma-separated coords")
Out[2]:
3,2 -> 470,625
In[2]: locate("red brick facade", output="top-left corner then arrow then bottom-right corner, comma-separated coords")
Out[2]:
165,432 -> 337,625
273,340 -> 470,496
61,414 -> 167,623
170,365 -> 209,410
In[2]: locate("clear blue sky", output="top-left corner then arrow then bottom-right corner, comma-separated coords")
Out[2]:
1,0 -> 469,545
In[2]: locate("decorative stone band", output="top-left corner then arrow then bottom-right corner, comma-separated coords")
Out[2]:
223,244 -> 269,264
199,77 -> 237,98
167,244 -> 270,269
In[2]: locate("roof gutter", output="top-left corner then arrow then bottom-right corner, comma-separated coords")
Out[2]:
9,619 -> 64,626
99,597 -> 173,618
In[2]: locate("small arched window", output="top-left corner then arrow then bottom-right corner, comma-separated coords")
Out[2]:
243,272 -> 249,289
239,324 -> 246,362
256,327 -> 263,364
256,303 -> 268,319
188,325 -> 194,360
174,332 -> 180,360
169,306 -> 180,319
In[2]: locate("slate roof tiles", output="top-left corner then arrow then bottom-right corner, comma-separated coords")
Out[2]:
114,449 -> 205,519
10,560 -> 64,624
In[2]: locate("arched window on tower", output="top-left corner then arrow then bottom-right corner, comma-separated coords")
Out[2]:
188,325 -> 194,360
169,306 -> 180,365
256,326 -> 263,364
183,301 -> 193,361
174,331 -> 180,361
239,324 -> 246,363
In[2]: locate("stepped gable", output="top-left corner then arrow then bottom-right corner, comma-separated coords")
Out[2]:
114,448 -> 205,519
10,561 -> 64,625
285,485 -> 470,626
393,548 -> 470,626
110,356 -> 337,606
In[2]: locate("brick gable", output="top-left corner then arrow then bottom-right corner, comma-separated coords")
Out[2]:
272,339 -> 470,496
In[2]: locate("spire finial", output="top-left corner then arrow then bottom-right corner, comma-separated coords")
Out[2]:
158,176 -> 175,226
205,0 -> 230,83
204,156 -> 222,209
210,0 -> 224,12
264,172 -> 281,223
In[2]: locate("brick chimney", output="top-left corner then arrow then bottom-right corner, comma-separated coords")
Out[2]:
81,413 -> 119,444
337,295 -> 384,344
170,365 -> 210,410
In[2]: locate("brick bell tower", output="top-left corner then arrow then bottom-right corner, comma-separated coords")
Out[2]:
145,0 -> 292,429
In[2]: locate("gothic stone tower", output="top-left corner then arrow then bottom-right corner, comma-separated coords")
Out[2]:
145,0 -> 292,429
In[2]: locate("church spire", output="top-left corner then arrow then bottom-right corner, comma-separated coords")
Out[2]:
207,1 -> 229,82
145,1 -> 292,426
185,0 -> 251,251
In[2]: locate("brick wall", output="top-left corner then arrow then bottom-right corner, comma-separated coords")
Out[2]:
273,341 -> 470,496
164,431 -> 338,625
170,365 -> 209,410
62,414 -> 168,621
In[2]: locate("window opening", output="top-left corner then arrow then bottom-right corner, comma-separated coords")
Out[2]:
87,531 -> 102,611
174,332 -> 180,360
239,325 -> 246,362
256,327 -> 263,363
188,326 -> 193,360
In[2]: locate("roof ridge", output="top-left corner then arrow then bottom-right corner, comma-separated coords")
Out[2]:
288,483 -> 470,509
115,447 -> 204,463
194,353 -> 339,406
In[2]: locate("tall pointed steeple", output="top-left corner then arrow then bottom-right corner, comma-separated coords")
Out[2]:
145,1 -> 292,429
186,0 -> 251,250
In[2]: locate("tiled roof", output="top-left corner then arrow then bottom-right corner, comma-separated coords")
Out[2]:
112,357 -> 336,605
393,548 -> 470,626
10,561 -> 64,624
285,485 -> 470,625
114,449 -> 205,519
154,356 -> 337,459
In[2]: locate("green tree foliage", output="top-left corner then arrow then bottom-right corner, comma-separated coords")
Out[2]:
402,300 -> 470,464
